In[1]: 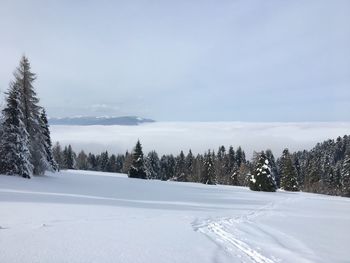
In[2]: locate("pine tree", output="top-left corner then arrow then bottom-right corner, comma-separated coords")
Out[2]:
191,154 -> 201,183
266,149 -> 279,187
236,146 -> 246,168
215,146 -> 227,184
249,152 -> 276,192
40,109 -> 57,171
99,151 -> 109,171
0,83 -> 33,178
201,150 -> 215,185
280,149 -> 299,191
76,150 -> 88,170
52,142 -> 64,170
107,154 -> 118,172
128,140 -> 147,179
185,150 -> 194,181
145,151 -> 160,179
87,153 -> 98,170
14,56 -> 50,175
63,145 -> 75,169
341,153 -> 350,197
159,155 -> 168,181
227,146 -> 235,174
174,151 -> 187,181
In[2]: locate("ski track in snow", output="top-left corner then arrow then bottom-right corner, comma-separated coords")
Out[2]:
192,197 -> 295,263
198,221 -> 275,263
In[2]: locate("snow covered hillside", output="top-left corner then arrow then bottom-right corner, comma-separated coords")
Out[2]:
1,171 -> 349,262
50,122 -> 350,157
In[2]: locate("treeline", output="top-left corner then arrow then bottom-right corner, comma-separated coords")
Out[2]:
52,141 -> 250,185
52,135 -> 350,197
290,135 -> 350,196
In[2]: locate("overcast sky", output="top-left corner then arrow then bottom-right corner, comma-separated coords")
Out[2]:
0,0 -> 349,121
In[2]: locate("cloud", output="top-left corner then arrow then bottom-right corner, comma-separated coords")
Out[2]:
50,122 -> 350,158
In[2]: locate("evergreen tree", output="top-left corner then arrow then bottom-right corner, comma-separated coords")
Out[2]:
192,154 -> 204,183
145,151 -> 160,179
39,109 -> 57,171
215,146 -> 227,184
304,150 -> 322,192
15,56 -> 49,175
185,150 -> 194,181
76,150 -> 88,170
227,146 -> 235,173
236,146 -> 246,168
52,142 -> 64,170
63,145 -> 75,169
99,151 -> 109,171
227,146 -> 240,185
0,83 -> 33,178
249,152 -> 276,192
107,154 -> 118,172
128,140 -> 147,179
159,154 -> 176,181
174,151 -> 187,181
230,163 -> 239,186
332,162 -> 342,194
266,149 -> 279,186
201,150 -> 215,185
280,149 -> 299,191
159,155 -> 168,181
87,153 -> 98,170
341,153 -> 350,197
167,154 -> 176,179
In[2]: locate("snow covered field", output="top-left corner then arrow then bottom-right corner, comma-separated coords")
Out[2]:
50,122 -> 350,157
1,170 -> 349,263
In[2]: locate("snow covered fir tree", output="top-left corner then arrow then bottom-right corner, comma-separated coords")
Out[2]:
145,150 -> 161,179
0,56 -> 56,178
201,150 -> 216,185
128,140 -> 147,179
341,153 -> 350,197
0,82 -> 33,178
249,152 -> 277,192
279,149 -> 299,191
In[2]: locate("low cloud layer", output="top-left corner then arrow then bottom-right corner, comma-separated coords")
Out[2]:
51,122 -> 350,158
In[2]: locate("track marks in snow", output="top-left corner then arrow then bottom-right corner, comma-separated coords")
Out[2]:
192,195 -> 315,263
194,219 -> 275,263
192,198 -> 296,263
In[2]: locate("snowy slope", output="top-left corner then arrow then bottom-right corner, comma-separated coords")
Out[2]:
50,122 -> 350,157
1,171 -> 349,263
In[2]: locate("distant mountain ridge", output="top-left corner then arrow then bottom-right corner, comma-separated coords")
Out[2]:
49,116 -> 155,126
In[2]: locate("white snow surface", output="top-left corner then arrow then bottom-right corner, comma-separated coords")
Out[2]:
1,170 -> 350,263
50,122 -> 350,157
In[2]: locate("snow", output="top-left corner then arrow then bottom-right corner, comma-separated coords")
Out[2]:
50,122 -> 350,157
1,170 -> 350,263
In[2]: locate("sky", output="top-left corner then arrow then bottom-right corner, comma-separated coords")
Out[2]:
0,0 -> 349,121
